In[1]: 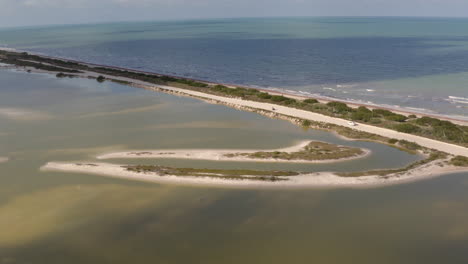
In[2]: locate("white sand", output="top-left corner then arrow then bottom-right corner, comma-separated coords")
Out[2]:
41,160 -> 468,189
97,140 -> 371,164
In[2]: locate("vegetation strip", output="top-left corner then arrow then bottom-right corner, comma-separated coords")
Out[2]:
224,141 -> 364,161
123,165 -> 297,182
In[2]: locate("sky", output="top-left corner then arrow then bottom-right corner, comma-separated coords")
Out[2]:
0,0 -> 468,28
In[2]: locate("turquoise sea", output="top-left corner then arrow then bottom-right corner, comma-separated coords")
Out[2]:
1,17 -> 467,118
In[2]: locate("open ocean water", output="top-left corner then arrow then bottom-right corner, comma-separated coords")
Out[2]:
1,17 -> 467,117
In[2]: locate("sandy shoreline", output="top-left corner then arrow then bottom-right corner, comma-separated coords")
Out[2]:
41,160 -> 468,189
97,140 -> 371,164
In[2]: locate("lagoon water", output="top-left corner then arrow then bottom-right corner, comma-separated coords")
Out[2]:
1,70 -> 468,263
1,17 -> 468,117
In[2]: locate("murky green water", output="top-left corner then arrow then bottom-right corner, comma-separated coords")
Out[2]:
1,70 -> 467,263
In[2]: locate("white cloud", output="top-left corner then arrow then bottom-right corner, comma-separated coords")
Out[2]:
0,0 -> 466,27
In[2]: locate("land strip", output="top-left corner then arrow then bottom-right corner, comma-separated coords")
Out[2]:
1,49 -> 467,157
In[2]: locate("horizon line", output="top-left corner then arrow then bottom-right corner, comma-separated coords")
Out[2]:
2,15 -> 468,30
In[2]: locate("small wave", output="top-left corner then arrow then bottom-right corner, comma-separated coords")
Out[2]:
366,89 -> 375,92
0,47 -> 16,52
406,107 -> 434,113
336,84 -> 357,88
450,100 -> 468,105
446,96 -> 468,104
323,87 -> 336,91
449,96 -> 468,101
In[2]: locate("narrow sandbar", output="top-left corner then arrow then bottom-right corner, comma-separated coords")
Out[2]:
97,140 -> 371,164
41,160 -> 468,189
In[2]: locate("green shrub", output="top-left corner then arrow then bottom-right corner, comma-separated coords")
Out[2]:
394,123 -> 420,133
56,72 -> 66,78
357,106 -> 372,113
398,140 -> 422,150
327,101 -> 352,113
388,138 -> 398,144
372,109 -> 394,117
283,99 -> 296,105
258,92 -> 272,99
303,99 -> 319,104
351,111 -> 372,122
450,156 -> 468,167
369,118 -> 382,124
415,117 -> 467,143
302,120 -> 312,127
176,79 -> 208,87
415,117 -> 442,126
271,95 -> 290,102
96,75 -> 106,83
385,114 -> 408,122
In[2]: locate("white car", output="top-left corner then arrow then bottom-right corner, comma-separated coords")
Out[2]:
348,121 -> 357,126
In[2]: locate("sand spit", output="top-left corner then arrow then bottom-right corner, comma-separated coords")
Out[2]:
2,63 -> 467,157
97,140 -> 371,164
41,160 -> 468,189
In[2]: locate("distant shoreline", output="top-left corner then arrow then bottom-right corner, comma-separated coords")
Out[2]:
1,47 -> 466,124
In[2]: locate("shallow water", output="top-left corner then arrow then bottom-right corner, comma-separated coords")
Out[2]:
1,70 -> 468,263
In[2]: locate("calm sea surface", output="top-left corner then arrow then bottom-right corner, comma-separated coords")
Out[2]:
0,69 -> 467,263
1,17 -> 467,117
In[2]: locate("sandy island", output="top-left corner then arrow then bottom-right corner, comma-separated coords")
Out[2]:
41,160 -> 468,189
97,140 -> 371,164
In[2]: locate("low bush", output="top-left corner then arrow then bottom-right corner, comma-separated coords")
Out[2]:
327,101 -> 352,114
303,98 -> 319,104
394,123 -> 420,133
97,75 -> 106,83
258,92 -> 272,99
450,156 -> 468,167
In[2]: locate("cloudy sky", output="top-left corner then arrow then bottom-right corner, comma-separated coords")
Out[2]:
1,0 -> 467,28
